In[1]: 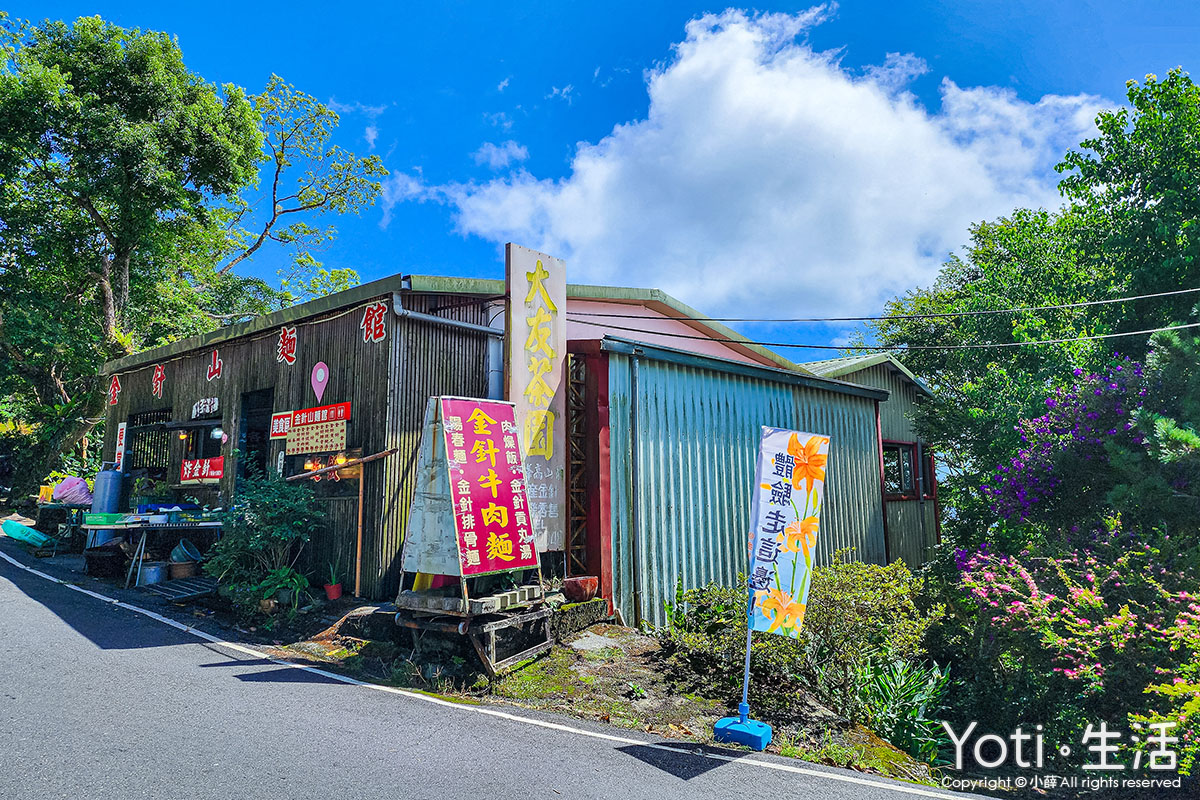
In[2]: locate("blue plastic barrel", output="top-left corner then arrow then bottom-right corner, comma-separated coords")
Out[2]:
90,466 -> 124,545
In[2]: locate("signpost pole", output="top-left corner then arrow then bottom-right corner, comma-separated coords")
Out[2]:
355,473 -> 364,597
737,583 -> 755,724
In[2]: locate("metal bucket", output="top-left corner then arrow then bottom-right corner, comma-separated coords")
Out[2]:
138,562 -> 168,585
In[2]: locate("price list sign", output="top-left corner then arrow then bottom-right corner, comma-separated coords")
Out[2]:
441,397 -> 540,576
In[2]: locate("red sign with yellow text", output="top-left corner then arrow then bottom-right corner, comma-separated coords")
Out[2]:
441,398 -> 540,576
292,402 -> 350,427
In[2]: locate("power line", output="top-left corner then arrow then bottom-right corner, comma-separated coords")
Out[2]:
565,286 -> 1200,324
566,317 -> 1200,352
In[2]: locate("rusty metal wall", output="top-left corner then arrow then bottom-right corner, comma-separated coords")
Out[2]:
374,292 -> 492,600
102,290 -> 493,601
605,347 -> 887,626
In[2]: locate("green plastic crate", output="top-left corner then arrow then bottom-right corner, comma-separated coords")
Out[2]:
83,512 -> 126,525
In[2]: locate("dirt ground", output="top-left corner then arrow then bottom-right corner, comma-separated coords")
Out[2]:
270,619 -> 938,786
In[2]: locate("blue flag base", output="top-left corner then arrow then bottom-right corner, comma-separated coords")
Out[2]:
713,703 -> 772,751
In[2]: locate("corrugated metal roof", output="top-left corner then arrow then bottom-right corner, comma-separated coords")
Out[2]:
102,272 -> 806,376
803,353 -> 931,397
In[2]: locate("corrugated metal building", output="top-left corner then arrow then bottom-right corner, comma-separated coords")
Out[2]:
804,354 -> 939,568
569,339 -> 889,626
100,267 -> 928,616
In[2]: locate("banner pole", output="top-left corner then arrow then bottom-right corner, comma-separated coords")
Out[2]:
738,586 -> 754,724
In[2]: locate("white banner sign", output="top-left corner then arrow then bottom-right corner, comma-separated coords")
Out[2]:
113,422 -> 128,472
505,243 -> 567,551
747,426 -> 831,638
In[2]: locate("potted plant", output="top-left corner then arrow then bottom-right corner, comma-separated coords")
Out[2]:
324,559 -> 343,601
257,566 -> 309,610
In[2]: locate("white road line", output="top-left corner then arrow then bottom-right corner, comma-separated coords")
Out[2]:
0,547 -> 969,799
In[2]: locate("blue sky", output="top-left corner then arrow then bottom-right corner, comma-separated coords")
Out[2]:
18,2 -> 1200,353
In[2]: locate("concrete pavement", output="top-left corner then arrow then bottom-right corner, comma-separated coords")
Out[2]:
0,544 -> 990,800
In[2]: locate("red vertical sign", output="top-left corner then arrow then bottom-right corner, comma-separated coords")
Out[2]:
441,398 -> 540,576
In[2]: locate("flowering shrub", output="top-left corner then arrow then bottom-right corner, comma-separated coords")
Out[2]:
981,357 -> 1146,524
954,523 -> 1200,773
934,331 -> 1200,774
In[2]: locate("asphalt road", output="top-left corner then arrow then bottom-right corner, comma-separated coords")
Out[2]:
0,547 -> 990,800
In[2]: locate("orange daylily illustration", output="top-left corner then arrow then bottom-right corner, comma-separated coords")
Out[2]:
788,434 -> 828,493
777,516 -> 820,560
757,586 -> 806,633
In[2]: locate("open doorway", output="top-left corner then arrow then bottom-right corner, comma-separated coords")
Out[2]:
238,388 -> 274,481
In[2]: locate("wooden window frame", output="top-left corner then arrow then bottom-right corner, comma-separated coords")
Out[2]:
881,439 -> 936,502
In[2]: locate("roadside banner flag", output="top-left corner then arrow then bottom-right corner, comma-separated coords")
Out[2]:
747,427 -> 830,638
714,425 -> 831,751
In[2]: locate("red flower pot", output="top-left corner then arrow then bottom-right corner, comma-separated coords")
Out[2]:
324,582 -> 343,601
563,576 -> 598,602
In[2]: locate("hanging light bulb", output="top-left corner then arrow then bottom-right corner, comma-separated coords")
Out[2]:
178,431 -> 188,440
334,452 -> 347,465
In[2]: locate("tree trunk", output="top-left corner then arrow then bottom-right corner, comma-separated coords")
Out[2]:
7,379 -> 106,504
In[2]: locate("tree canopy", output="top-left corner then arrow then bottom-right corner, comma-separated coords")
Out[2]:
0,15 -> 385,492
864,68 -> 1200,545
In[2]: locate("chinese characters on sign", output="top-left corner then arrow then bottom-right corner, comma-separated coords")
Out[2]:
191,397 -> 219,418
361,300 -> 387,344
285,420 -> 347,455
151,364 -> 165,399
206,349 -> 223,381
285,402 -> 351,455
505,243 -> 566,551
746,426 -> 830,639
180,456 -> 224,485
107,374 -> 121,406
113,422 -> 128,472
290,402 -> 350,427
441,397 -> 540,576
276,326 -> 297,365
269,411 -> 293,440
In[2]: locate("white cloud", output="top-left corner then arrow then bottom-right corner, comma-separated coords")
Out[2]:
498,77 -> 510,92
485,111 -> 514,131
327,99 -> 388,118
863,52 -> 929,93
416,8 -> 1111,317
472,140 -> 529,170
379,171 -> 430,229
364,125 -> 379,150
545,84 -> 575,104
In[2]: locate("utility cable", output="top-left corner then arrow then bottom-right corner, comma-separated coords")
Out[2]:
565,317 -> 1200,352
564,286 -> 1200,324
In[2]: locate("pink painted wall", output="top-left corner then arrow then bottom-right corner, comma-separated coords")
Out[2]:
565,299 -> 777,367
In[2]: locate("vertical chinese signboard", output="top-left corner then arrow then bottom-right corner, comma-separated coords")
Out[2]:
442,397 -> 540,575
505,243 -> 567,552
113,422 -> 128,472
747,427 -> 831,638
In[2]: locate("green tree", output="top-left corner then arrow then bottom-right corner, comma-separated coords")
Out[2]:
0,15 -> 383,494
866,69 -> 1200,545
862,208 -> 1111,545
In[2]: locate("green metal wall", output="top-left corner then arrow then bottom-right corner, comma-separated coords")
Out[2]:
606,348 -> 887,626
841,363 -> 920,443
841,363 -> 938,568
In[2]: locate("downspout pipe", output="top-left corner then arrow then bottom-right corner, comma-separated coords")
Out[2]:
391,292 -> 505,339
630,350 -> 643,626
391,292 -> 505,400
